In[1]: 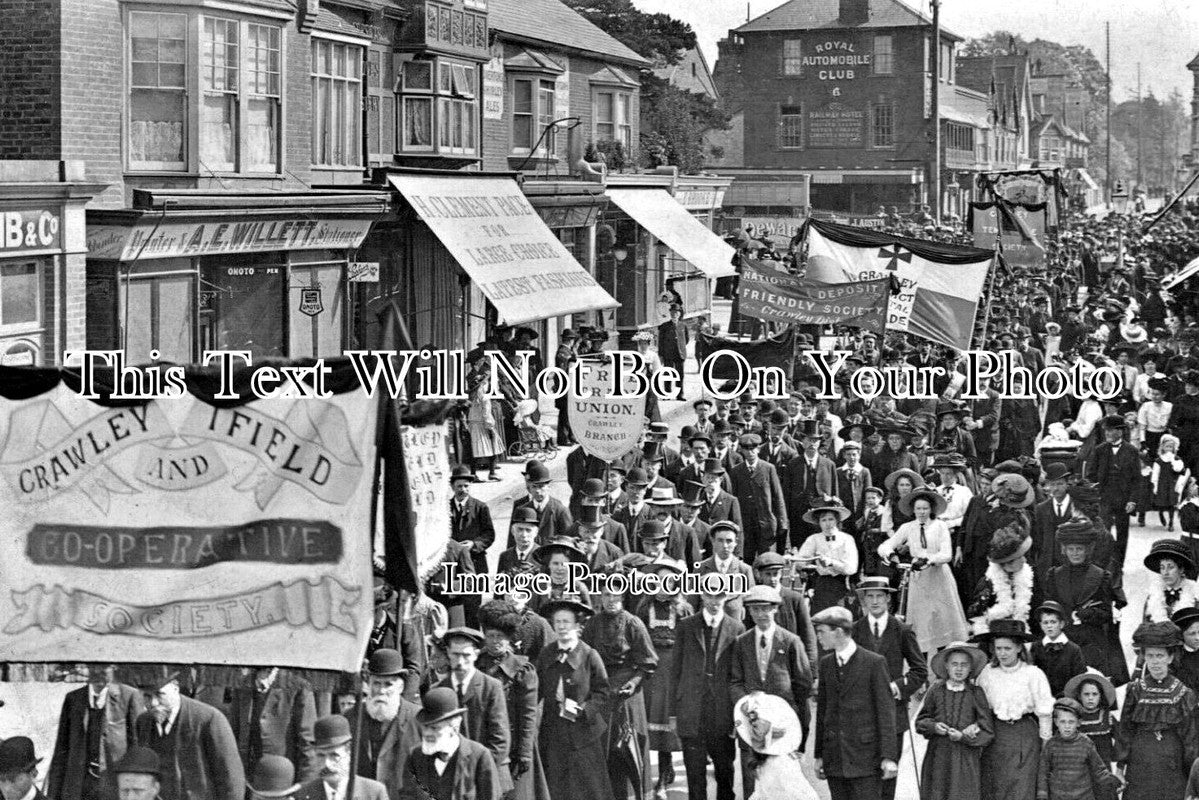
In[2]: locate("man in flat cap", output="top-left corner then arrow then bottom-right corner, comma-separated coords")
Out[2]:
134,672 -> 245,800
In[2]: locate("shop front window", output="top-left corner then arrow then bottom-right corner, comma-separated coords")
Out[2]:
0,261 -> 41,328
123,273 -> 194,364
290,260 -> 345,358
201,256 -> 285,359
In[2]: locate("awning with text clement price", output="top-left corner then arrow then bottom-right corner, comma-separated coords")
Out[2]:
605,188 -> 738,278
388,173 -> 619,325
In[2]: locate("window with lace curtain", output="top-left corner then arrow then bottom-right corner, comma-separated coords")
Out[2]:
312,39 -> 363,167
129,11 -> 187,170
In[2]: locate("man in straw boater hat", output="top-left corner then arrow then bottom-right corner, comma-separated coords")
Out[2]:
397,688 -> 500,800
296,716 -> 387,800
248,756 -> 301,800
729,585 -> 812,799
511,460 -> 573,545
851,576 -> 927,800
344,649 -> 420,800
1038,515 -> 1130,686
1083,413 -> 1141,567
0,737 -> 47,800
811,606 -> 899,800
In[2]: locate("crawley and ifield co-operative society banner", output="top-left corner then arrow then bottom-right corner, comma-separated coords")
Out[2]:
0,382 -> 376,672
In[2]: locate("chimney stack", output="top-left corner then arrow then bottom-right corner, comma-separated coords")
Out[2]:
839,0 -> 869,25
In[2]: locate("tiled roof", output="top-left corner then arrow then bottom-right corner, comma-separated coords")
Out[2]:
736,0 -> 960,38
489,0 -> 649,66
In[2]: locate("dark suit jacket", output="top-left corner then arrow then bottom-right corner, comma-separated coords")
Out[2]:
746,586 -> 817,669
969,390 -> 1003,455
224,676 -> 317,782
535,640 -> 610,751
657,320 -> 687,364
434,671 -> 510,789
835,465 -> 873,521
47,683 -> 144,800
295,776 -> 388,800
852,615 -> 927,730
761,441 -> 798,469
670,612 -> 746,737
698,489 -> 742,531
730,459 -> 788,553
1084,442 -> 1143,507
451,496 -> 496,575
348,699 -> 422,800
512,496 -> 573,544
398,738 -> 500,800
134,696 -> 245,800
496,546 -> 538,576
1031,496 -> 1074,572
815,646 -> 898,779
612,502 -> 653,545
696,556 -> 755,619
730,626 -> 812,725
582,538 -> 625,572
781,454 -> 837,533
676,463 -> 732,495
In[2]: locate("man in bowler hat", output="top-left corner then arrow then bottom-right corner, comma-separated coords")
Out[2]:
0,737 -> 47,800
248,756 -> 301,800
112,747 -> 163,800
346,648 -> 421,800
296,717 -> 387,800
397,688 -> 500,800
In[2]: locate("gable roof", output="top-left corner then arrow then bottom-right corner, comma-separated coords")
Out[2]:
736,0 -> 960,39
488,0 -> 650,67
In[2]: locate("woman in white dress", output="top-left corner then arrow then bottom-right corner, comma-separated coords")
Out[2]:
878,488 -> 970,653
733,692 -> 819,800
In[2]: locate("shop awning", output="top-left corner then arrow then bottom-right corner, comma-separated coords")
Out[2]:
604,188 -> 737,278
1165,255 -> 1199,289
388,173 -> 618,325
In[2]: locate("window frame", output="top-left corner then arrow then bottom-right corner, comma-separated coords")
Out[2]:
396,55 -> 480,158
778,104 -> 803,150
870,102 -> 896,149
592,89 -> 632,152
872,35 -> 893,76
782,39 -> 802,76
0,260 -> 44,334
126,10 -> 284,175
311,37 -> 365,169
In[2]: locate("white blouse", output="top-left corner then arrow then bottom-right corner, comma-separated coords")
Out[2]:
976,661 -> 1055,739
798,530 -> 858,576
937,484 -> 974,531
878,519 -> 953,565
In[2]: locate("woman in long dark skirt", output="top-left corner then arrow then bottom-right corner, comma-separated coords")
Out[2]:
535,599 -> 613,800
1116,621 -> 1199,800
972,619 -> 1054,800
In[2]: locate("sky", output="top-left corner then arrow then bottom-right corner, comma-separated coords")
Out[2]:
632,0 -> 1199,102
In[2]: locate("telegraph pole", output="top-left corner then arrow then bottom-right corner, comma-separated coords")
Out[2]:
1137,63 -> 1144,190
1105,21 -> 1111,207
931,0 -> 941,222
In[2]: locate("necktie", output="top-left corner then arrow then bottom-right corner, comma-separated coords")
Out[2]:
759,635 -> 767,649
435,751 -> 451,762
557,648 -> 570,663
456,680 -> 466,708
1166,588 -> 1182,606
873,620 -> 881,640
919,523 -> 927,549
1047,643 -> 1064,653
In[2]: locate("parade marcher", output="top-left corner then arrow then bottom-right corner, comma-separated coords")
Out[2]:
782,420 -> 838,543
834,441 -> 873,532
612,467 -> 654,544
812,605 -> 899,800
434,628 -> 512,796
397,688 -> 501,800
878,487 -> 970,653
732,693 -> 819,800
47,664 -> 144,800
881,467 -> 924,534
134,671 -> 246,800
476,600 -> 550,800
796,498 -> 858,616
1063,673 -> 1118,769
730,585 -> 813,800
582,578 -> 658,800
1028,601 -> 1087,697
1169,370 -> 1199,476
248,756 -> 300,800
972,619 -> 1055,800
1031,464 -> 1075,575
535,598 -> 614,800
1083,414 -> 1141,566
220,668 -> 317,785
753,551 -> 817,668
657,305 -> 688,399
298,716 -> 389,800
1143,538 -> 1199,621
852,576 -> 928,800
1037,698 -> 1121,800
635,561 -> 692,799
866,426 -> 920,487
575,504 -> 626,573
451,465 -> 496,578
1040,517 -> 1130,685
641,486 -> 701,566
347,648 -> 421,800
696,521 -> 756,620
0,738 -> 47,800
697,457 -> 741,531
527,538 -> 590,614
916,642 -> 994,800
730,433 -> 788,556
1172,606 -> 1199,694
1116,621 -> 1199,800
671,585 -> 744,800
496,508 -> 541,578
512,461 -> 572,545
110,748 -> 164,800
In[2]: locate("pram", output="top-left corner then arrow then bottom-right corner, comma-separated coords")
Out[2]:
508,399 -> 560,460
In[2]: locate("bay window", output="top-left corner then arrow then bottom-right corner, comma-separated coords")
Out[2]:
128,12 -> 281,173
397,57 -> 478,157
311,39 -> 363,167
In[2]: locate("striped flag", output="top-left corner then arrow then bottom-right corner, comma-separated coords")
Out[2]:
804,220 -> 993,351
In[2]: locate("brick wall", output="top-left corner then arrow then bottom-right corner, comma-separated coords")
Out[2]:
0,0 -> 63,159
60,0 -> 124,207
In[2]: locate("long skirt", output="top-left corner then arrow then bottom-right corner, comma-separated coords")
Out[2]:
1124,726 -> 1189,800
539,730 -> 612,800
905,564 -> 969,653
645,644 -> 681,752
607,667 -> 653,798
508,744 -> 552,800
981,716 -> 1040,800
920,737 -> 982,800
809,574 -> 848,616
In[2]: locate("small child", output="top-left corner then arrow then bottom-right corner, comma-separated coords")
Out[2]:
1064,672 -> 1118,772
1030,601 -> 1088,697
916,641 -> 994,799
1037,698 -> 1121,800
858,486 -> 891,581
1150,434 -> 1188,531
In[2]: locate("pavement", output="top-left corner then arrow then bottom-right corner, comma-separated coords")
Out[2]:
462,297 -> 1164,799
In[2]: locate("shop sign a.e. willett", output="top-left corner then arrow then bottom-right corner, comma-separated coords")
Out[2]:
87,218 -> 375,261
0,385 -> 377,672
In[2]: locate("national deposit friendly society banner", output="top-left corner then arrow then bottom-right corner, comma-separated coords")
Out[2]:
0,383 -> 376,672
737,263 -> 889,333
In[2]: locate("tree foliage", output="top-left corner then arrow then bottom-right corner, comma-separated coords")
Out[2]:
560,0 -> 695,66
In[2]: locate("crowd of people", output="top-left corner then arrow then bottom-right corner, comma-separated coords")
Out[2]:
11,198 -> 1199,800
